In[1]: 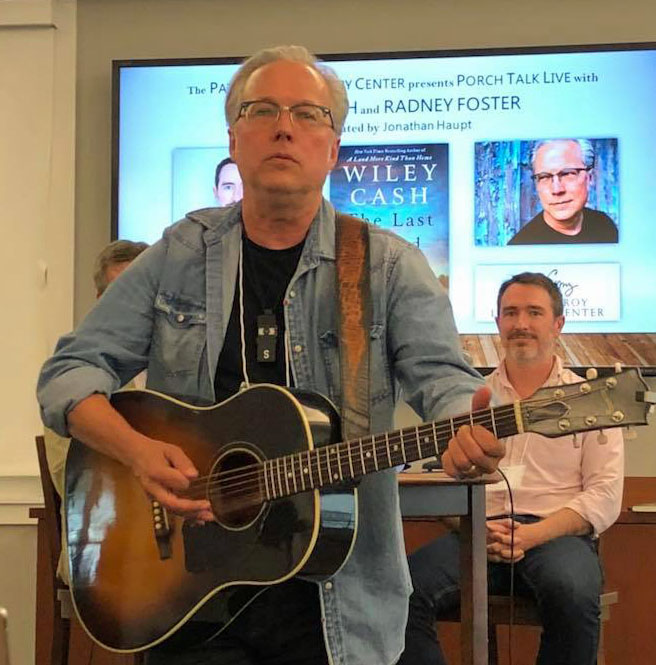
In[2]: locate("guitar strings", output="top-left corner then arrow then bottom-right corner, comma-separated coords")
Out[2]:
182,388 -> 594,502
185,403 -> 518,487
182,400 -> 552,499
181,404 -> 525,500
185,416 -> 520,501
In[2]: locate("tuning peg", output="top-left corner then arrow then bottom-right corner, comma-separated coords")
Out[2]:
597,430 -> 608,444
572,433 -> 581,448
614,362 -> 623,374
586,367 -> 598,380
623,426 -> 638,440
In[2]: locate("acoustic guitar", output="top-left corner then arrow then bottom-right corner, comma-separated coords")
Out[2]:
64,368 -> 655,652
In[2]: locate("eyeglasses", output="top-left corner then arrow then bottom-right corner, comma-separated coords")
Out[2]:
237,100 -> 334,130
532,167 -> 591,186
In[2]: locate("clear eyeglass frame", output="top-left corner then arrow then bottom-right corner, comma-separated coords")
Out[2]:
237,100 -> 334,130
532,167 -> 591,185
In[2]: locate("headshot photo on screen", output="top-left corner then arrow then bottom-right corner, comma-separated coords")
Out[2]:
474,138 -> 619,247
213,157 -> 243,206
171,147 -> 243,221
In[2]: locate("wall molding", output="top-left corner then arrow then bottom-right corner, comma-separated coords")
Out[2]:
0,0 -> 54,27
0,475 -> 43,524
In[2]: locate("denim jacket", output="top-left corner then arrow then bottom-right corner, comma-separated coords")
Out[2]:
38,199 -> 482,665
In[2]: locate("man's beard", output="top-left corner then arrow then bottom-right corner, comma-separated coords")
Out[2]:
506,335 -> 539,363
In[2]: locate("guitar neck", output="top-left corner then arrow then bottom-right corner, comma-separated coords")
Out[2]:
261,403 -> 522,500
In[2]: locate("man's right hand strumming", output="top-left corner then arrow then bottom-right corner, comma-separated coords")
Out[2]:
68,393 -> 214,522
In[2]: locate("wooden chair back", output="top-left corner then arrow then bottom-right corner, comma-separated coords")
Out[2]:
34,434 -> 70,665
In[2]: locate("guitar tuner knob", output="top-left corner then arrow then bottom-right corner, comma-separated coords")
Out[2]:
558,418 -> 571,431
614,362 -> 623,374
611,411 -> 625,423
579,383 -> 592,394
586,368 -> 598,380
605,377 -> 618,389
585,416 -> 598,426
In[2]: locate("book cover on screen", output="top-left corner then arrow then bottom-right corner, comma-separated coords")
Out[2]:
329,143 -> 450,288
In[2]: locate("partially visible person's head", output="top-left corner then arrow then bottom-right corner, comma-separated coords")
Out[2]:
495,272 -> 565,366
213,157 -> 243,206
93,240 -> 149,297
225,45 -> 349,136
531,139 -> 594,229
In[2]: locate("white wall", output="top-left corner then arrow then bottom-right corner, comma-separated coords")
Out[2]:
0,1 -> 76,663
0,0 -> 76,480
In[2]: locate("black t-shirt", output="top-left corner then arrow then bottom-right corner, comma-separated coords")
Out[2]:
214,235 -> 304,403
508,207 -> 618,245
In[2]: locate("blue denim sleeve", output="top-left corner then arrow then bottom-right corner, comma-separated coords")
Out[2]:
36,240 -> 166,437
385,239 -> 484,422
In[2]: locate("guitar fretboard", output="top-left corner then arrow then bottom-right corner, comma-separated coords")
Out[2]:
261,403 -> 522,500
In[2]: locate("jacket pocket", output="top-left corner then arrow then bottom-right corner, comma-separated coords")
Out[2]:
152,292 -> 207,376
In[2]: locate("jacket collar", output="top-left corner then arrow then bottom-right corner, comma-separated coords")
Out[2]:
185,198 -> 338,264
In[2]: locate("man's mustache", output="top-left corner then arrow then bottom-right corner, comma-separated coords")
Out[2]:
508,332 -> 537,340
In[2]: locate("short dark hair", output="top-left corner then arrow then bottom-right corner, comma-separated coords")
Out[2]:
93,239 -> 149,295
496,272 -> 564,317
214,157 -> 235,187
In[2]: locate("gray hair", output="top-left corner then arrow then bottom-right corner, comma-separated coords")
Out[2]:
93,239 -> 149,295
531,138 -> 595,171
225,45 -> 349,135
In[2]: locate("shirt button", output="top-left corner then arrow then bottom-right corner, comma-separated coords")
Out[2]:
176,314 -> 185,323
293,344 -> 303,353
289,290 -> 296,298
324,581 -> 333,591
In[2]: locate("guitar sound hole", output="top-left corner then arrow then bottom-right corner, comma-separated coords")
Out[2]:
208,448 -> 264,530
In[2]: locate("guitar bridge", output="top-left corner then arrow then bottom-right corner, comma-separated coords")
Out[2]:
151,499 -> 172,560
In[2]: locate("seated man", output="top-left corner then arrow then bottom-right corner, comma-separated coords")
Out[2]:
399,271 -> 623,665
43,239 -> 148,580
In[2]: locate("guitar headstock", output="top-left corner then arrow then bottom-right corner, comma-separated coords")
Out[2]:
522,368 -> 656,438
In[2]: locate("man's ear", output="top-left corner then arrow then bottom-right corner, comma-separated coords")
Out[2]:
555,315 -> 565,334
328,136 -> 341,170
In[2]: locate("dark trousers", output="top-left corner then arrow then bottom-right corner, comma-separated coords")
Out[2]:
399,518 -> 603,665
145,579 -> 329,665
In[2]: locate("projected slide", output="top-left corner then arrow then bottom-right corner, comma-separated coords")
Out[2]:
115,46 -> 656,334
